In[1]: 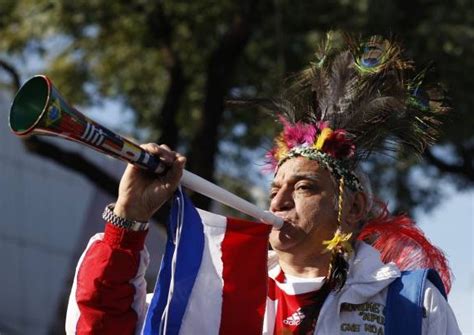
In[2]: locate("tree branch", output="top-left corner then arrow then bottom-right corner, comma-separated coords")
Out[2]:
424,146 -> 474,182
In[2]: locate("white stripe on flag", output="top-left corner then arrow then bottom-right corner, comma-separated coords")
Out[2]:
178,209 -> 227,335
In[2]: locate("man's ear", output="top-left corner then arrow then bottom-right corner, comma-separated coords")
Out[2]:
346,191 -> 368,226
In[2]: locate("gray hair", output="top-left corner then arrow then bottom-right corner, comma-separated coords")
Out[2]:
331,165 -> 374,227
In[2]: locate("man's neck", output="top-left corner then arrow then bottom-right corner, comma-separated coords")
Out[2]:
275,248 -> 332,278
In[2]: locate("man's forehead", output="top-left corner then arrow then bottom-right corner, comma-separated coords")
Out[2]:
271,158 -> 329,185
275,157 -> 323,175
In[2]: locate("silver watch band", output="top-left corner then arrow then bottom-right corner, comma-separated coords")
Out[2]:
102,203 -> 149,231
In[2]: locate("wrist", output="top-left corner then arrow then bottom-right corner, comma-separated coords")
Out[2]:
114,200 -> 151,223
103,203 -> 149,231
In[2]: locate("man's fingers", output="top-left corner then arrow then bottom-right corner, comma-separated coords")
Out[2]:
160,144 -> 172,151
140,143 -> 177,166
138,143 -> 186,183
164,155 -> 186,187
175,153 -> 186,166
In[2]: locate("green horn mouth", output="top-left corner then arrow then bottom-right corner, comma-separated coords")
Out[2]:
9,75 -> 50,135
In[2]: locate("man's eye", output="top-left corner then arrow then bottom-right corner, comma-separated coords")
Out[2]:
295,183 -> 314,191
269,190 -> 278,199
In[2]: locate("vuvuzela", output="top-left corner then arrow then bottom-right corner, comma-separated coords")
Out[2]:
9,75 -> 283,228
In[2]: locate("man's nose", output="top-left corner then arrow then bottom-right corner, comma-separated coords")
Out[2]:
270,188 -> 294,212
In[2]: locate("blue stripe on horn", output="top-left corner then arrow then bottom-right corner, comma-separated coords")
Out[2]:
142,188 -> 205,335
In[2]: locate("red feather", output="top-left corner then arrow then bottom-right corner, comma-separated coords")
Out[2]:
358,203 -> 452,293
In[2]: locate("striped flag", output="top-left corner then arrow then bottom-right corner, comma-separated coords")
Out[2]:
142,187 -> 271,335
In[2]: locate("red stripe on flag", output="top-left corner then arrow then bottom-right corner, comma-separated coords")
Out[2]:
219,218 -> 271,335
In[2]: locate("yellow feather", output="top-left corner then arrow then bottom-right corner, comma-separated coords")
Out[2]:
314,128 -> 333,150
275,135 -> 288,161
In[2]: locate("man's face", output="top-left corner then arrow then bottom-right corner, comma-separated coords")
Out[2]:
269,157 -> 339,254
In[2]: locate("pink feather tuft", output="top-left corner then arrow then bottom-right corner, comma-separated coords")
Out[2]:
358,203 -> 453,293
264,149 -> 279,172
283,121 -> 318,148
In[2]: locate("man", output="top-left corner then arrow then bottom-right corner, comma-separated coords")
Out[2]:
66,34 -> 461,334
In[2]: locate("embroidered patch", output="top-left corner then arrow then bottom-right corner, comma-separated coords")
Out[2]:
340,302 -> 385,334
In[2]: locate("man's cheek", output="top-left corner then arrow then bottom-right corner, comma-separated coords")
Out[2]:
301,219 -> 314,234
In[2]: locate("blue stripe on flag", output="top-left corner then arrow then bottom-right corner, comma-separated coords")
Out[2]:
143,188 -> 205,335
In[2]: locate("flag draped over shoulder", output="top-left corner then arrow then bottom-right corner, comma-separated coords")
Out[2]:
143,187 -> 272,335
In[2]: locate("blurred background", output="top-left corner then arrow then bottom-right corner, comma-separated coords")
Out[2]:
0,0 -> 472,333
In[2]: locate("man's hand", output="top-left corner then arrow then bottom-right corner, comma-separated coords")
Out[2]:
114,143 -> 186,222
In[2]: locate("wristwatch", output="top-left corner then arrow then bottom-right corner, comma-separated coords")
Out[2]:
102,203 -> 149,231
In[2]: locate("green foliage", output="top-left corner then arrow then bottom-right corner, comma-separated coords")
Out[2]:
1,0 -> 473,215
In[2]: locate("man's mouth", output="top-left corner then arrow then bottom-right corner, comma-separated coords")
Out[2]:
273,218 -> 296,232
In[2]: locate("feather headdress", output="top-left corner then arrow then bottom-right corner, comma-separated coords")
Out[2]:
257,33 -> 450,185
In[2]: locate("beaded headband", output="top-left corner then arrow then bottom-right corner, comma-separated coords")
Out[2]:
267,119 -> 362,191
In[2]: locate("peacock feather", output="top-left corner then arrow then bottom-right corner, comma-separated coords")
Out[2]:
234,32 -> 450,167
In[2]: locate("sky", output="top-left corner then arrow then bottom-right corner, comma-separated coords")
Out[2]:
417,189 -> 473,334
